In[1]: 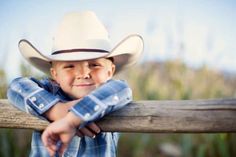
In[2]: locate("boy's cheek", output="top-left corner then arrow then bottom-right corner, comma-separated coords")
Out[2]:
95,76 -> 110,85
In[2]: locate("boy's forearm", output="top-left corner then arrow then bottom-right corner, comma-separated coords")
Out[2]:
70,79 -> 132,127
65,111 -> 83,128
7,77 -> 132,125
44,100 -> 79,121
7,77 -> 60,119
43,102 -> 68,121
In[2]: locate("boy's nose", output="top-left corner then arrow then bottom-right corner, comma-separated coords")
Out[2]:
75,66 -> 91,79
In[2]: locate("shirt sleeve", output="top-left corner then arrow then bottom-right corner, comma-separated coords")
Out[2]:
7,77 -> 60,119
70,79 -> 132,127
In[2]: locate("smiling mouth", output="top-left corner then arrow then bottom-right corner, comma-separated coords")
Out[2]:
73,83 -> 95,87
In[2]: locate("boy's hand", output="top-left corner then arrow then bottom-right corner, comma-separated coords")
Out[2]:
76,122 -> 101,138
44,100 -> 101,138
42,112 -> 81,156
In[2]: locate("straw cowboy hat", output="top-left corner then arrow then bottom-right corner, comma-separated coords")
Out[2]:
18,11 -> 144,75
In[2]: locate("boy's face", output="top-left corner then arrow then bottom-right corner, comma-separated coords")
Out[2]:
50,58 -> 115,99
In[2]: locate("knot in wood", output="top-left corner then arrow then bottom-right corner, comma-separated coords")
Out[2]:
148,116 -> 153,123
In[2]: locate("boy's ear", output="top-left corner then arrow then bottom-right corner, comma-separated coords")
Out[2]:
109,63 -> 116,78
111,64 -> 116,75
50,68 -> 57,80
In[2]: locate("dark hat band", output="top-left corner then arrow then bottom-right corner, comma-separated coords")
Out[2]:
52,49 -> 109,55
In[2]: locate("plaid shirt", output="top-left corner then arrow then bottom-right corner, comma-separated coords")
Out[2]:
7,77 -> 132,157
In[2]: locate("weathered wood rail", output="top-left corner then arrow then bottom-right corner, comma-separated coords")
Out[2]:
1,99 -> 236,133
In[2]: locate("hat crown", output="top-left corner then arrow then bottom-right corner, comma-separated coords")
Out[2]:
52,11 -> 111,52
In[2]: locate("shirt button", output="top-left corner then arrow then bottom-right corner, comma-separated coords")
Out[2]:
113,96 -> 119,102
94,105 -> 100,111
84,113 -> 90,119
18,89 -> 22,93
38,103 -> 44,109
30,97 -> 36,102
101,110 -> 106,116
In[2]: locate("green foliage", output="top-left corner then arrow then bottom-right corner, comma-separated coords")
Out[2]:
117,60 -> 236,157
0,129 -> 31,157
0,70 -> 7,99
20,62 -> 45,78
119,60 -> 236,101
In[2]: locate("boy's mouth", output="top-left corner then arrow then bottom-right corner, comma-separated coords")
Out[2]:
73,83 -> 95,87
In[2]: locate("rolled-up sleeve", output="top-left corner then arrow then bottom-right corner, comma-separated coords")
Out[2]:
7,77 -> 60,119
70,79 -> 132,126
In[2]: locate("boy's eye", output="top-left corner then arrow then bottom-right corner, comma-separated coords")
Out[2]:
63,65 -> 74,69
89,63 -> 102,68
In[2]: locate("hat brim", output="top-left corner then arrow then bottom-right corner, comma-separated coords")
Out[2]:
18,34 -> 144,75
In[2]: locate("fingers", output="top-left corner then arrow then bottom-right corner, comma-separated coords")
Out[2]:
76,122 -> 101,138
42,132 -> 71,157
76,130 -> 84,137
58,143 -> 69,156
79,127 -> 96,138
42,129 -> 58,156
87,123 -> 101,134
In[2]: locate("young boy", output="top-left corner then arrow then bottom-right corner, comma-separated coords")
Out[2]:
7,11 -> 143,157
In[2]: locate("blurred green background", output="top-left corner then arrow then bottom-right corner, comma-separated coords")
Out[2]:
0,60 -> 236,157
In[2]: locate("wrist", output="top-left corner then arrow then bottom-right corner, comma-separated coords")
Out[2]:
64,112 -> 82,128
44,100 -> 80,121
44,102 -> 64,121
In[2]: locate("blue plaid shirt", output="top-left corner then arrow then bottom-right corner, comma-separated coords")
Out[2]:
7,77 -> 132,157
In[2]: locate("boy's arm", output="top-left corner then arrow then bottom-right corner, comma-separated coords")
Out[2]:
42,79 -> 132,155
70,79 -> 132,128
42,112 -> 80,156
7,77 -> 61,120
7,77 -> 132,123
7,77 -> 100,137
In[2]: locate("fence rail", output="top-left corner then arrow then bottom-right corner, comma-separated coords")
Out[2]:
1,99 -> 236,133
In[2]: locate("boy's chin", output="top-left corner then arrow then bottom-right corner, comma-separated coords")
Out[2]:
70,91 -> 93,99
68,86 -> 96,99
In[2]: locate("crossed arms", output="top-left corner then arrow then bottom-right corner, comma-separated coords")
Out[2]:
7,77 -> 132,155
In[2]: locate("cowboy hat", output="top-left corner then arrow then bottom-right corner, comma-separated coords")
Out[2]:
18,11 -> 144,75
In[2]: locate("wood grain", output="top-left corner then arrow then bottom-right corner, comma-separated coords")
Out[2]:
1,99 -> 236,133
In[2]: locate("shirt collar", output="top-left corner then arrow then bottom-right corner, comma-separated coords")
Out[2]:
48,79 -> 61,95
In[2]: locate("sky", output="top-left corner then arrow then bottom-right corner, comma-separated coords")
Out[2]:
0,0 -> 236,80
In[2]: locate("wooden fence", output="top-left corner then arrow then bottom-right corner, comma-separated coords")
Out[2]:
1,98 -> 236,133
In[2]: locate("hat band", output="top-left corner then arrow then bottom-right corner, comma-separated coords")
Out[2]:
52,49 -> 109,55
